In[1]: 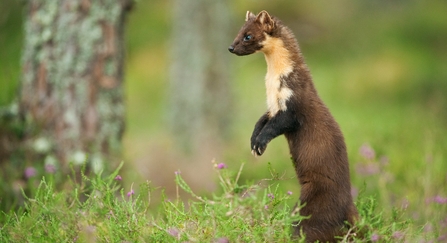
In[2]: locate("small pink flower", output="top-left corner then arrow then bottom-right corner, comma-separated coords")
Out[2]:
45,164 -> 56,173
216,163 -> 227,169
264,205 -> 268,210
426,195 -> 447,205
355,163 -> 380,176
267,193 -> 274,199
424,223 -> 433,232
174,170 -> 181,175
434,195 -> 447,204
359,144 -> 375,160
371,233 -> 380,242
287,191 -> 293,195
127,189 -> 134,197
24,167 -> 37,179
441,217 -> 447,228
214,237 -> 229,243
392,231 -> 404,239
439,234 -> 447,242
114,175 -> 122,180
167,227 -> 179,238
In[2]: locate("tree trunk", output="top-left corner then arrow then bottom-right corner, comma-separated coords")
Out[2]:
20,0 -> 132,172
169,0 -> 232,154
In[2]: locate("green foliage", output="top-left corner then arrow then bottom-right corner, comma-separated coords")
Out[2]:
1,163 -> 437,242
165,164 -> 303,242
352,194 -> 412,242
1,1 -> 447,242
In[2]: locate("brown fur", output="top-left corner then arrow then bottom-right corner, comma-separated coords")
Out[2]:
229,11 -> 359,242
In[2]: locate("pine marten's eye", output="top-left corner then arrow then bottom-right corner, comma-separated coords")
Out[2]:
243,35 -> 252,41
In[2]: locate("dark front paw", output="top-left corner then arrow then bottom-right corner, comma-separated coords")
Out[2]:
250,128 -> 263,147
251,137 -> 268,157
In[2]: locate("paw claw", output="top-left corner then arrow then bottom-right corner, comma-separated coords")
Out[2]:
251,149 -> 258,157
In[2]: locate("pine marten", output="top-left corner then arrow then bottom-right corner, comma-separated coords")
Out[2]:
228,10 -> 358,242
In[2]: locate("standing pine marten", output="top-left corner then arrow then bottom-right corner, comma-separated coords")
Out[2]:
228,10 -> 359,242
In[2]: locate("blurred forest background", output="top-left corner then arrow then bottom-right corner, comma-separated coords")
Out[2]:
1,0 -> 447,234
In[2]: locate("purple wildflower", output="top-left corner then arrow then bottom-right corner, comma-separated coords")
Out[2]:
359,144 -> 375,160
24,167 -> 37,179
355,163 -> 380,176
45,164 -> 56,173
424,223 -> 433,233
287,191 -> 293,195
127,189 -> 134,197
174,170 -> 181,175
426,196 -> 447,205
267,193 -> 274,199
392,231 -> 404,240
370,232 -> 380,242
114,175 -> 122,180
216,163 -> 227,169
167,227 -> 179,238
214,237 -> 229,243
264,205 -> 268,210
434,195 -> 447,204
441,217 -> 447,228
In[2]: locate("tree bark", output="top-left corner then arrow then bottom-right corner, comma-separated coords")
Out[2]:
169,0 -> 232,153
20,0 -> 132,172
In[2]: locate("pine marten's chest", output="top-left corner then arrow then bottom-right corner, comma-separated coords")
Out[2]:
265,68 -> 293,117
261,34 -> 295,117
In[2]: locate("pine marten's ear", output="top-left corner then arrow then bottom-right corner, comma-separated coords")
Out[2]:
245,11 -> 256,21
256,10 -> 275,32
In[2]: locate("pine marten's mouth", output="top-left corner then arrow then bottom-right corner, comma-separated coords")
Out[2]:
228,46 -> 246,56
232,52 -> 251,56
228,46 -> 252,56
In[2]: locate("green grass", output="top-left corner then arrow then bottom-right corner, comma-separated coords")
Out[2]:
1,1 -> 447,242
1,162 -> 435,242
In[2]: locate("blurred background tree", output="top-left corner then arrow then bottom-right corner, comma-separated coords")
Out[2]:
19,0 -> 133,172
169,0 -> 232,154
0,0 -> 132,209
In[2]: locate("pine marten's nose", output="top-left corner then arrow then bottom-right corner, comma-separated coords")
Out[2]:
228,45 -> 235,53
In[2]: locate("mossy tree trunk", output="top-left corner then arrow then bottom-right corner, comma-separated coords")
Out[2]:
20,0 -> 132,173
169,0 -> 232,154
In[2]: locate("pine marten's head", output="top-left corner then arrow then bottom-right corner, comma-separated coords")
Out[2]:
228,10 -> 276,56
